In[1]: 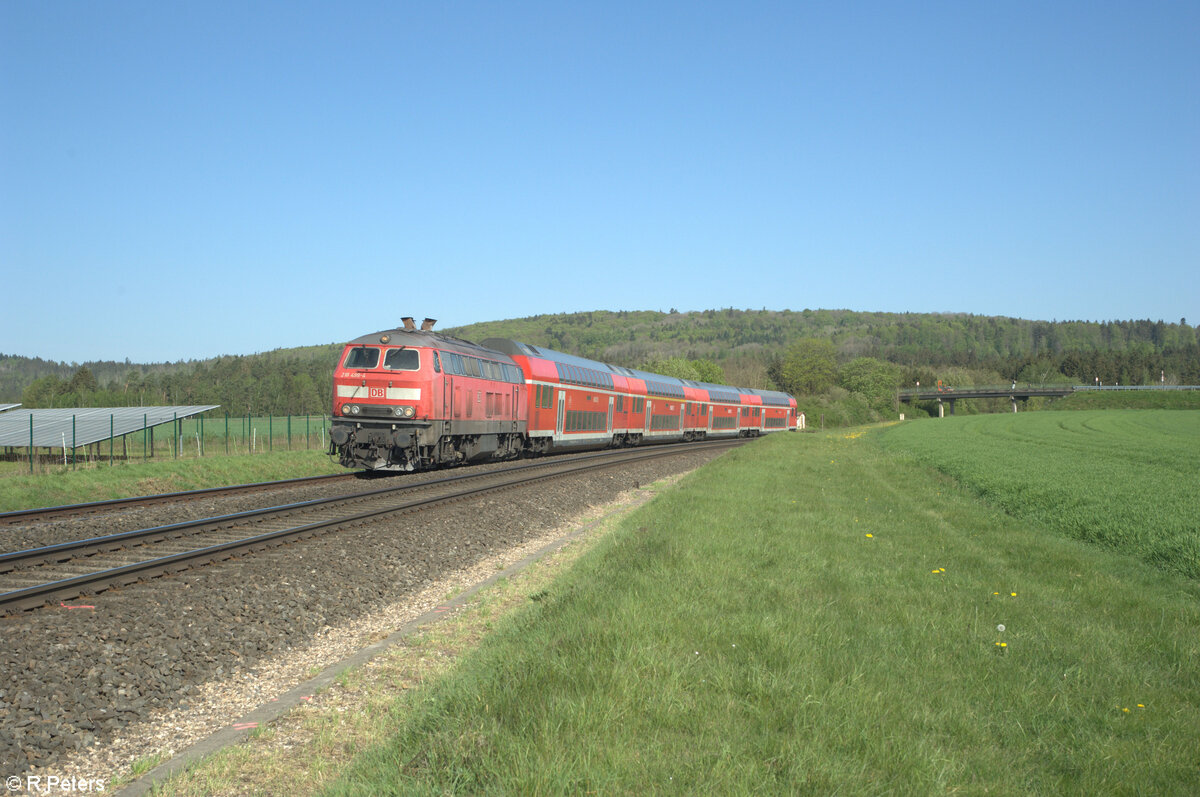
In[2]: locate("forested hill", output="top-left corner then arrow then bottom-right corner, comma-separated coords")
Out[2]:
447,310 -> 1199,387
448,309 -> 1197,366
2,310 -> 1197,414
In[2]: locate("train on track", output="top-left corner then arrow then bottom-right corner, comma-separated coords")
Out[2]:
329,317 -> 798,471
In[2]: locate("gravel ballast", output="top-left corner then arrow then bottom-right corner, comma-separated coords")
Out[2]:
0,449 -> 724,782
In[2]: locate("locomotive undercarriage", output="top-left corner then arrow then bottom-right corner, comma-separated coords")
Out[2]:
331,417 -> 755,472
330,419 -> 527,472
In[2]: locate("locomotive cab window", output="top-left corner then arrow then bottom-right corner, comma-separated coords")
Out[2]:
384,348 -> 420,371
343,347 -> 380,369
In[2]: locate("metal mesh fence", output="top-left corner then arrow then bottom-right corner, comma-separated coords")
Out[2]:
1,412 -> 333,472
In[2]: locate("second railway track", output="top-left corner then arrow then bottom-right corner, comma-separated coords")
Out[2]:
0,440 -> 741,614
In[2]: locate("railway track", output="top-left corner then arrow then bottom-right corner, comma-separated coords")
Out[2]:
0,472 -> 359,526
0,439 -> 741,614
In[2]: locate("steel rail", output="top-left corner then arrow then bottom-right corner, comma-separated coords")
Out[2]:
0,439 -> 742,613
1,443 -> 710,568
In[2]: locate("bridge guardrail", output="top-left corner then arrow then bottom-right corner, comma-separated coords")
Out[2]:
898,384 -> 1199,397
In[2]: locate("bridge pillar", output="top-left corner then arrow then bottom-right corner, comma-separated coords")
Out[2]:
948,399 -> 956,415
937,399 -> 944,418
1012,397 -> 1018,413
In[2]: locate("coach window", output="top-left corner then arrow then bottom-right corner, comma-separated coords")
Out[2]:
384,348 -> 420,371
343,347 -> 379,369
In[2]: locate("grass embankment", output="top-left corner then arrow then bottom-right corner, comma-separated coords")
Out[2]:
153,421 -> 1200,794
0,451 -> 344,513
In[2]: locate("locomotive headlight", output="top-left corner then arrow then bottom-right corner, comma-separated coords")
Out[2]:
404,406 -> 415,418
348,404 -> 361,415
393,406 -> 406,417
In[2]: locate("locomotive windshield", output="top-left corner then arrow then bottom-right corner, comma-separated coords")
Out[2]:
343,346 -> 379,369
384,348 -> 420,371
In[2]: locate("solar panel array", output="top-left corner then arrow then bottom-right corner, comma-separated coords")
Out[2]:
0,404 -> 20,414
0,406 -> 220,448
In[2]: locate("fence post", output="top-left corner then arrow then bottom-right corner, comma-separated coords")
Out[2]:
269,415 -> 273,451
143,414 -> 148,461
287,415 -> 292,450
110,414 -> 114,467
29,413 -> 33,473
72,414 -> 76,470
200,414 -> 204,457
225,413 -> 229,455
306,414 -> 310,449
173,413 -> 179,459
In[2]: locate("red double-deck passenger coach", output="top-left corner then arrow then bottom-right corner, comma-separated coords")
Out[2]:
329,318 -> 797,471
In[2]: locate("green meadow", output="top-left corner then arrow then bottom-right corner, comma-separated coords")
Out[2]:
233,415 -> 1200,796
879,410 -> 1200,579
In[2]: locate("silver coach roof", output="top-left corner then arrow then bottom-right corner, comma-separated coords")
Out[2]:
482,339 -> 795,405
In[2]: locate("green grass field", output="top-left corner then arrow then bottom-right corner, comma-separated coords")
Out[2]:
0,450 -> 344,513
1054,389 -> 1200,411
879,410 -> 1200,579
278,420 -> 1199,795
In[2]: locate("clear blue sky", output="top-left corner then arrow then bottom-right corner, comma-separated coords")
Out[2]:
2,1 -> 1197,363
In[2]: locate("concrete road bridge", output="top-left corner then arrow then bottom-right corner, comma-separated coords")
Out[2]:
897,385 -> 1200,416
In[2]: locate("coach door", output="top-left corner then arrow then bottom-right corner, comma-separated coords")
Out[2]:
556,391 -> 565,436
645,400 -> 652,433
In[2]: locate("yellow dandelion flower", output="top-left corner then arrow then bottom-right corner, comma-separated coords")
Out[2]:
1000,642 -> 1006,647
1137,704 -> 1145,708
1011,592 -> 1017,597
993,592 -> 1000,595
939,568 -> 945,572
1123,707 -> 1130,713
865,533 -> 873,538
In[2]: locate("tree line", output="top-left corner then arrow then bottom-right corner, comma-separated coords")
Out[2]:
3,310 -> 1197,417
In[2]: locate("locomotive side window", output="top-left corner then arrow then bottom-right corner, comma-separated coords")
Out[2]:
433,352 -> 441,373
384,348 -> 420,371
344,347 -> 379,369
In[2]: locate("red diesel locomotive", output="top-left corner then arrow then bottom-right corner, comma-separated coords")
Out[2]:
329,317 -> 798,471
